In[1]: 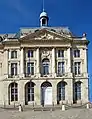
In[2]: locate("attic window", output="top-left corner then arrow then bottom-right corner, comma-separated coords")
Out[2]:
0,36 -> 3,42
35,29 -> 39,32
51,29 -> 56,32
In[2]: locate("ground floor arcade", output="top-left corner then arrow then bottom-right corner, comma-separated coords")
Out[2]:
0,78 -> 89,106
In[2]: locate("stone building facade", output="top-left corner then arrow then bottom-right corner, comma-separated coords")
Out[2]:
0,11 -> 89,106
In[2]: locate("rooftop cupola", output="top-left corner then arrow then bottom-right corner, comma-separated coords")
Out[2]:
40,11 -> 49,27
40,0 -> 49,27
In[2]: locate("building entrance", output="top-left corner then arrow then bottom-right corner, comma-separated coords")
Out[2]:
41,81 -> 52,106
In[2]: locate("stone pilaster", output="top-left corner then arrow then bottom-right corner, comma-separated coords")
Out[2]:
52,81 -> 57,105
3,50 -> 8,78
34,81 -> 41,105
66,79 -> 73,104
83,49 -> 88,77
17,61 -> 20,76
18,81 -> 25,105
8,50 -> 11,60
67,48 -> 72,76
81,79 -> 89,103
36,48 -> 40,77
8,62 -> 11,76
20,48 -> 24,78
52,48 -> 56,77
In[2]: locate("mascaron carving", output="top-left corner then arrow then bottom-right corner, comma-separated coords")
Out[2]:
41,50 -> 50,59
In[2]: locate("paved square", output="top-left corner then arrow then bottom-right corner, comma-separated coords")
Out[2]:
0,108 -> 92,119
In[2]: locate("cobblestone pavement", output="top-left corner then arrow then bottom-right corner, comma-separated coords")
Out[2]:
0,108 -> 92,119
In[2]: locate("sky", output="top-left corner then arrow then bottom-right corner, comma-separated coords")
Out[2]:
0,0 -> 92,101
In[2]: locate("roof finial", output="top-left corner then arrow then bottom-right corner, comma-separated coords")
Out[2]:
43,0 -> 45,12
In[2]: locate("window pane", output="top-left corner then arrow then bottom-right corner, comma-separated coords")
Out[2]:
28,50 -> 30,57
58,82 -> 65,101
11,51 -> 17,58
11,51 -> 14,58
27,86 -> 34,101
74,62 -> 81,75
11,66 -> 14,75
28,50 -> 33,57
30,51 -> 33,57
42,59 -> 49,75
15,89 -> 18,93
10,83 -> 18,102
15,63 -> 17,75
31,67 -> 34,75
75,83 -> 81,100
11,89 -> 14,93
58,50 -> 64,57
58,62 -> 65,74
27,63 -> 30,74
43,63 -> 49,75
11,95 -> 14,101
74,50 -> 80,57
15,95 -> 18,101
11,63 -> 17,75
27,62 -> 34,75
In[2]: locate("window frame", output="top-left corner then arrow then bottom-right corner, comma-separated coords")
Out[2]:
10,83 -> 18,102
27,50 -> 33,58
74,50 -> 80,58
75,82 -> 81,100
57,82 -> 66,101
42,59 -> 49,75
58,50 -> 64,58
57,62 -> 65,75
74,62 -> 81,75
11,63 -> 17,76
11,50 -> 17,59
27,62 -> 34,75
27,83 -> 34,101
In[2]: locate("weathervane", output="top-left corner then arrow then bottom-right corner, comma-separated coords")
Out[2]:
43,0 -> 45,12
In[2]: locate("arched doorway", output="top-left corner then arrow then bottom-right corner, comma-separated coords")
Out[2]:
57,81 -> 67,104
41,81 -> 52,106
25,81 -> 35,105
74,81 -> 81,103
8,82 -> 18,105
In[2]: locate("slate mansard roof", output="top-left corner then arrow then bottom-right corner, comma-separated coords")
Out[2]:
0,27 -> 89,45
0,27 -> 73,39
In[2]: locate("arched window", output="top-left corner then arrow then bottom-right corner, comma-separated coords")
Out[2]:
75,82 -> 81,100
25,82 -> 35,104
57,81 -> 66,103
9,82 -> 18,102
42,58 -> 49,75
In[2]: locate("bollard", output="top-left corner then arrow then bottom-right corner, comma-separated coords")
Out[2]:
19,104 -> 22,112
62,104 -> 65,111
87,103 -> 89,109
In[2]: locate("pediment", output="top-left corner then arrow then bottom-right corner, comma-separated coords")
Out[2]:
19,28 -> 72,41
